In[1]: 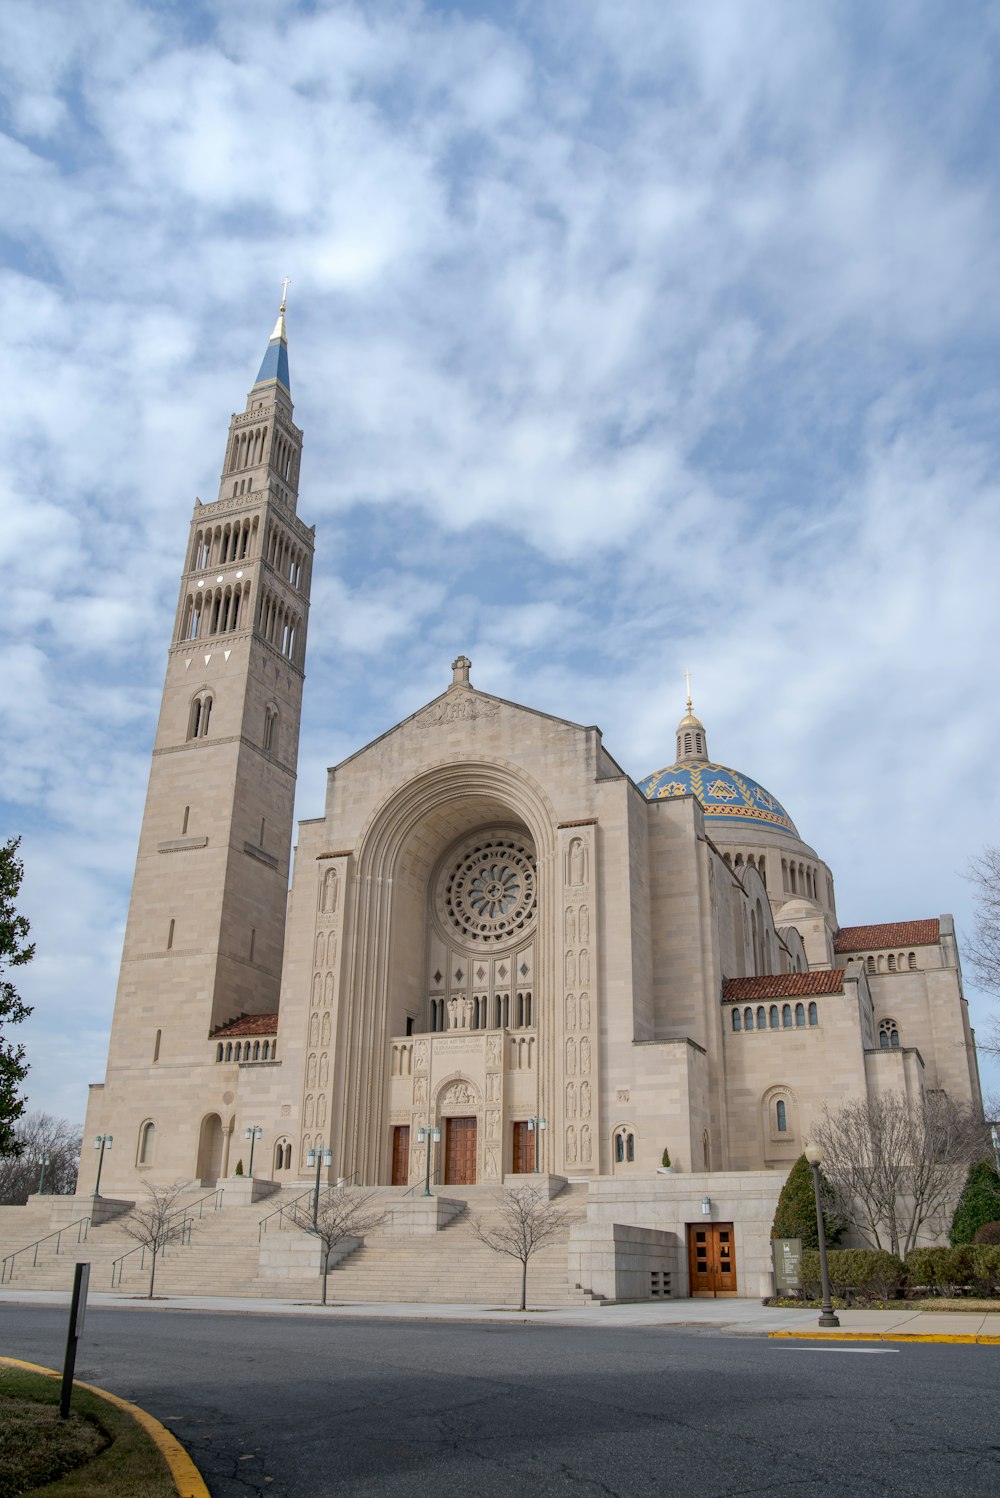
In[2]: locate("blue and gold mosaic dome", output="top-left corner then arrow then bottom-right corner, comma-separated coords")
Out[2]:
639,760 -> 799,837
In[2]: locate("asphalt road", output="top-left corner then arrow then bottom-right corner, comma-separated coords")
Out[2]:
3,1306 -> 999,1496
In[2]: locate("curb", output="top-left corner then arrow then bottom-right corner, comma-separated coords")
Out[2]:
769,1330 -> 1000,1345
0,1356 -> 210,1497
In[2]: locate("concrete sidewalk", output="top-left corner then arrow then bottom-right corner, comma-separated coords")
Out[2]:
2,1286 -> 999,1339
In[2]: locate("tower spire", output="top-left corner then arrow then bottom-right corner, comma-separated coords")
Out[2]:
676,673 -> 708,763
254,279 -> 291,392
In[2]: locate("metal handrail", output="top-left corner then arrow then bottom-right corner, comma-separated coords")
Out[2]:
111,1222 -> 192,1287
109,1188 -> 223,1288
257,1173 -> 363,1239
1,1216 -> 91,1284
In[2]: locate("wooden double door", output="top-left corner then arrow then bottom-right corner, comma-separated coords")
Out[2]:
687,1223 -> 737,1297
444,1117 -> 477,1185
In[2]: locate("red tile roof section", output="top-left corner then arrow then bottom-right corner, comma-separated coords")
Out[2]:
722,971 -> 845,1003
833,920 -> 939,953
212,1012 -> 279,1038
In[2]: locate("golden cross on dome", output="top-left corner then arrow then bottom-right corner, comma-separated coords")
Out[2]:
684,668 -> 693,711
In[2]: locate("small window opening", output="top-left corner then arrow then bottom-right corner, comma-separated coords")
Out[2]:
153,1028 -> 161,1062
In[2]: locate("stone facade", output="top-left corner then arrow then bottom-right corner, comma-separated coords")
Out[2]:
79,310 -> 982,1294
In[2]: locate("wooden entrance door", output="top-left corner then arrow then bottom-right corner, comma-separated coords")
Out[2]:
512,1121 -> 535,1174
391,1126 -> 410,1185
444,1117 -> 477,1184
687,1223 -> 737,1297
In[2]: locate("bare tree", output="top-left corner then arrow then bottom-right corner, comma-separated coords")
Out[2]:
814,1091 -> 989,1258
470,1184 -> 568,1310
120,1181 -> 191,1298
0,1111 -> 81,1204
966,846 -> 1000,1057
288,1186 -> 388,1305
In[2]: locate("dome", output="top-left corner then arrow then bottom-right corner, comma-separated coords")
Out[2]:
639,759 -> 799,837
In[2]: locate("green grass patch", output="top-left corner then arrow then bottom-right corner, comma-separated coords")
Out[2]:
0,1368 -> 177,1498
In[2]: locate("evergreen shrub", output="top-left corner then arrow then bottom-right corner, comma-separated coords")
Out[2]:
800,1248 -> 905,1302
234,1159 -> 244,1176
771,1155 -> 841,1251
973,1220 -> 1000,1245
906,1246 -> 975,1295
950,1162 -> 1000,1244
971,1245 -> 1000,1295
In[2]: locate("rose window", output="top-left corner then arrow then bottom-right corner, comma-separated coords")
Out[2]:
439,836 -> 537,946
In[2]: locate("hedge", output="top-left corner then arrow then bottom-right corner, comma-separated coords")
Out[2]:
800,1248 -> 905,1301
906,1244 -> 1000,1296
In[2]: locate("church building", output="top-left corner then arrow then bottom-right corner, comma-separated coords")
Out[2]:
79,306 -> 982,1290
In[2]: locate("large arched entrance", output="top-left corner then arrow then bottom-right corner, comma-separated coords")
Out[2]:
339,760 -> 559,1186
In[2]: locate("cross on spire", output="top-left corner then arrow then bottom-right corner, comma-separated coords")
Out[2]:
280,276 -> 291,312
684,668 -> 693,711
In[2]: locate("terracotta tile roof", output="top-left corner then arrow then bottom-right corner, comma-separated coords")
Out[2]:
722,971 -> 845,1003
212,1012 -> 279,1038
833,920 -> 939,953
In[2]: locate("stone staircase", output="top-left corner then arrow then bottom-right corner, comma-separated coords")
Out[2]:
326,1183 -> 596,1307
0,1182 -> 595,1305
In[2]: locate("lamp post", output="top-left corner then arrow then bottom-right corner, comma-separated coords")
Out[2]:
243,1124 -> 262,1176
416,1125 -> 440,1197
93,1135 -> 113,1197
527,1116 -> 546,1173
804,1140 -> 840,1328
306,1143 -> 333,1228
37,1153 -> 52,1196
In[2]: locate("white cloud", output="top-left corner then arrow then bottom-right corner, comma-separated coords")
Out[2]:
2,0 -> 999,1115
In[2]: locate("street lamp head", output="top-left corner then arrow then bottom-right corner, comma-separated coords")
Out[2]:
804,1141 -> 823,1165
306,1149 -> 317,1167
322,1150 -> 333,1166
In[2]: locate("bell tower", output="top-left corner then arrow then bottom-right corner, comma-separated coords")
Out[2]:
83,297 -> 314,1188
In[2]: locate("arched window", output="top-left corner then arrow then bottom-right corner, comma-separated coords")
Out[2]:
887,953 -> 896,972
769,1005 -> 779,1029
138,1120 -> 155,1165
908,952 -> 917,971
216,1043 -> 223,1062
253,1040 -> 261,1060
263,705 -> 279,754
225,1042 -> 233,1061
867,956 -> 876,974
732,1008 -> 741,1032
879,1019 -> 900,1050
188,692 -> 213,740
744,1007 -> 754,1031
808,1002 -> 818,1026
757,1006 -> 767,1030
775,1100 -> 787,1132
235,1042 -> 242,1061
782,1003 -> 792,1028
794,1003 -> 805,1027
614,1126 -> 637,1165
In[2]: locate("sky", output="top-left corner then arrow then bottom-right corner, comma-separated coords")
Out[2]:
1,0 -> 999,1124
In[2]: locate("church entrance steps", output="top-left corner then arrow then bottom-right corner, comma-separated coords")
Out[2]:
0,1181 -> 599,1303
323,1182 -> 594,1306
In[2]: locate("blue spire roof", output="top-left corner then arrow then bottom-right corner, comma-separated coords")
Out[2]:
253,305 -> 290,391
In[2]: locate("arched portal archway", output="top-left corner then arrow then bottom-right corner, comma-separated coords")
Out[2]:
197,1112 -> 224,1184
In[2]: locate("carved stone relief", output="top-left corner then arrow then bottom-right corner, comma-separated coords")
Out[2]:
439,1080 -> 477,1109
413,1075 -> 428,1106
